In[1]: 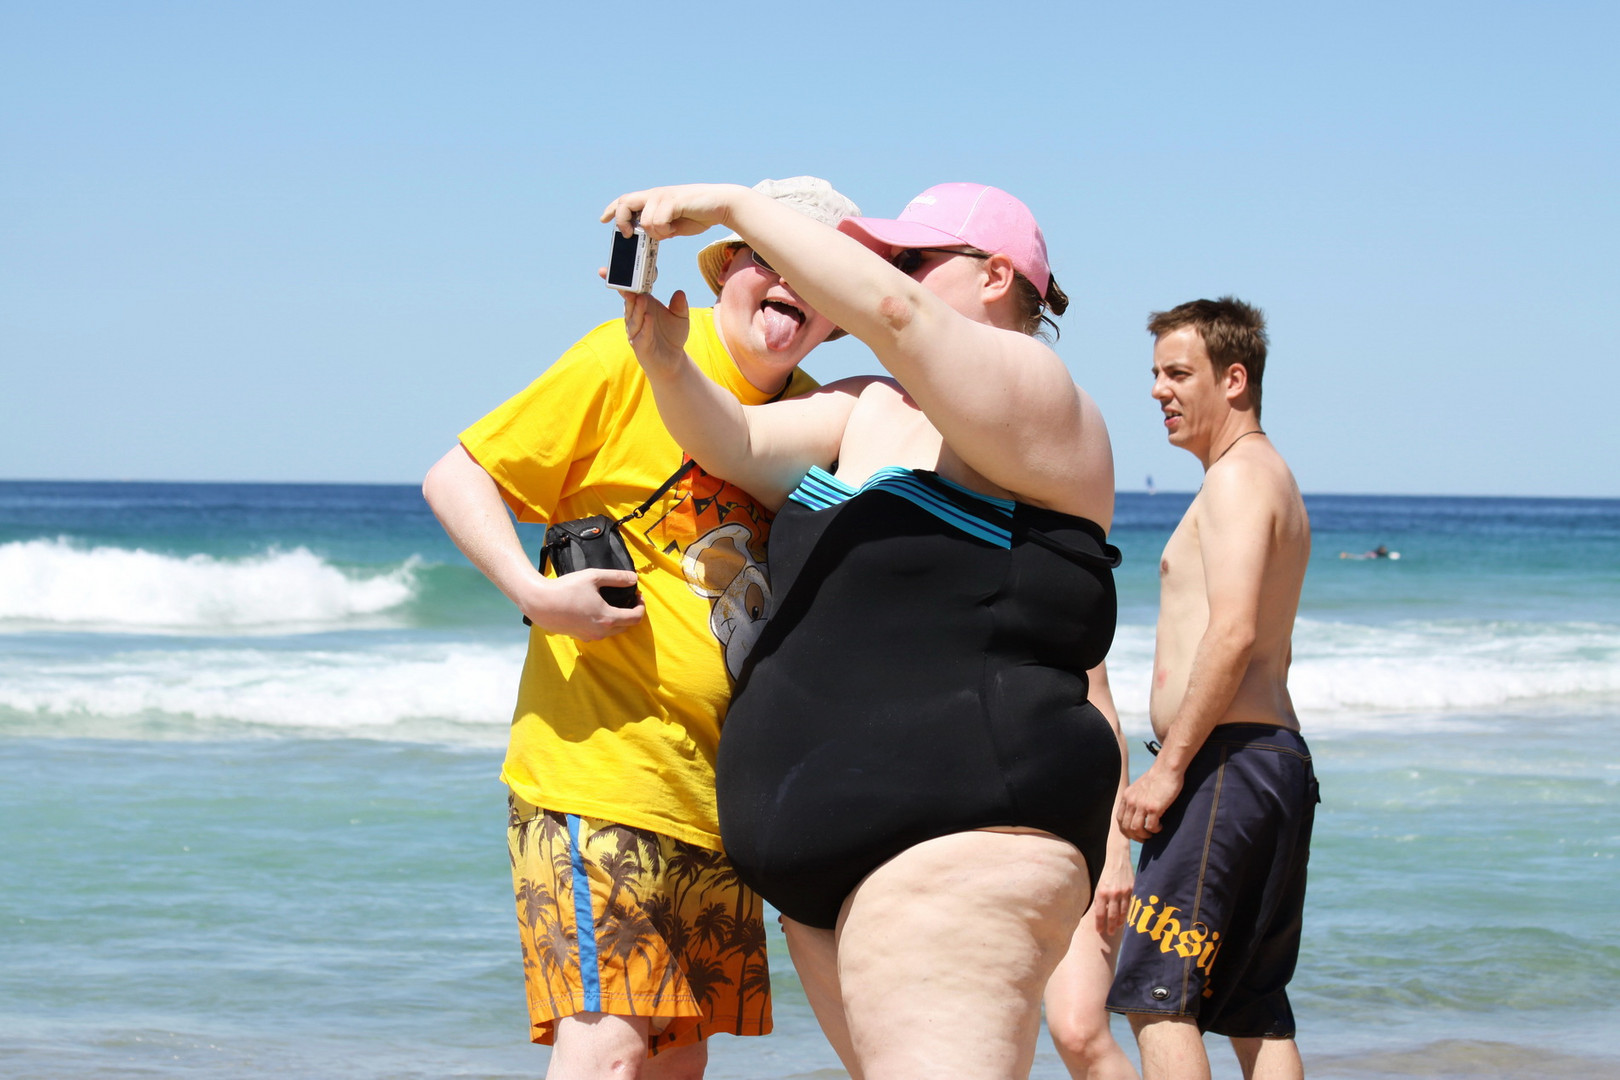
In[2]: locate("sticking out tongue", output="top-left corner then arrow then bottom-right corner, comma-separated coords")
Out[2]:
761,302 -> 804,351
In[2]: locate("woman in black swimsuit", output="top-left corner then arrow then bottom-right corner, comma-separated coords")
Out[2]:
605,181 -> 1128,1079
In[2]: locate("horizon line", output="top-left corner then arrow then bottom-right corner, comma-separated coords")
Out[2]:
2,477 -> 1617,503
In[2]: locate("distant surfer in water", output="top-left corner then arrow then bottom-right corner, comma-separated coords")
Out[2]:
1339,544 -> 1398,559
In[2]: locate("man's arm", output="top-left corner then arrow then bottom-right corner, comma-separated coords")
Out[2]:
1118,465 -> 1273,840
1087,661 -> 1134,934
422,444 -> 643,641
622,289 -> 863,507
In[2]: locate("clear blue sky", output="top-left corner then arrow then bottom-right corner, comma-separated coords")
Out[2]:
3,1 -> 1615,496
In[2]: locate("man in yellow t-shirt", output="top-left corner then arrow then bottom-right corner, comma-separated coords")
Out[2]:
423,177 -> 859,1080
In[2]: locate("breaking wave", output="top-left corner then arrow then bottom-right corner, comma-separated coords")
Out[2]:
0,539 -> 419,631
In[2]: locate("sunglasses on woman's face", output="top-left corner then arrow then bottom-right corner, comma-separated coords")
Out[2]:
889,247 -> 990,275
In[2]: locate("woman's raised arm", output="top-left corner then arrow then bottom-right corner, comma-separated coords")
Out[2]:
606,184 -> 1107,517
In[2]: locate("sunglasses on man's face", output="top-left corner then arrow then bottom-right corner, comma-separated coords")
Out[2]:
748,248 -> 779,276
889,247 -> 990,275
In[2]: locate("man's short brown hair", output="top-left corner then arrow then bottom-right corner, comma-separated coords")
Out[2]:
1147,297 -> 1268,420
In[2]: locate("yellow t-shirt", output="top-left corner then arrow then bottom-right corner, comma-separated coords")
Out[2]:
460,308 -> 816,850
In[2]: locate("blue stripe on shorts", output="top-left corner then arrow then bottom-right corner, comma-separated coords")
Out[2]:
566,813 -> 601,1011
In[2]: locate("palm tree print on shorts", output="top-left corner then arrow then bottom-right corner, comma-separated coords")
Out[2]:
507,799 -> 772,1050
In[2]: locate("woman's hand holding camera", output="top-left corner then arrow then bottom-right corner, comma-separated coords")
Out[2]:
602,184 -> 749,243
603,185 -> 739,378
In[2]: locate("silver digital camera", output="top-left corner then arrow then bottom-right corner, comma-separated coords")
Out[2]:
605,214 -> 658,293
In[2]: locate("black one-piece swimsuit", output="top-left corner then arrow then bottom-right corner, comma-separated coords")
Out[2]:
717,466 -> 1123,930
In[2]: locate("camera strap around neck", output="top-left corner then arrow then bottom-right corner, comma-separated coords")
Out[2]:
613,458 -> 698,528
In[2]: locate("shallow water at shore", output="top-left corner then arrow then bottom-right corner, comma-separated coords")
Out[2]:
5,722 -> 1616,1079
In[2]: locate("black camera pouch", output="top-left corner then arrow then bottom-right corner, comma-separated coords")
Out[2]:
539,516 -> 638,608
520,459 -> 696,627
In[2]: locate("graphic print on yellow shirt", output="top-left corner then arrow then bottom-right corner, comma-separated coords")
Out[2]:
643,465 -> 774,681
459,308 -> 815,850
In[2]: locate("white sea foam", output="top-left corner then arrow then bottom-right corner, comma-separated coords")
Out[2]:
1104,617 -> 1620,731
1288,617 -> 1620,711
4,608 -> 1617,744
0,538 -> 418,631
0,641 -> 523,742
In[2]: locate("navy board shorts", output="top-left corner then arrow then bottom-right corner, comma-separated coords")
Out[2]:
1105,723 -> 1320,1038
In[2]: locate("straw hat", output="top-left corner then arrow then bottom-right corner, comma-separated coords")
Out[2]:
696,176 -> 862,295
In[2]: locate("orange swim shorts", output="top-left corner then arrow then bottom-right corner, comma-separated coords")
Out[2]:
507,794 -> 773,1054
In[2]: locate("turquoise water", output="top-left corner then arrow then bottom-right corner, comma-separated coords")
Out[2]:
2,482 -> 1618,1078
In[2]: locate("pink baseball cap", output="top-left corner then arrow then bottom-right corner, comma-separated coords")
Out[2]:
838,182 -> 1052,298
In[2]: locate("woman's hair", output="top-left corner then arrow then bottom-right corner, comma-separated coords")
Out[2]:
1012,272 -> 1068,341
954,245 -> 1068,339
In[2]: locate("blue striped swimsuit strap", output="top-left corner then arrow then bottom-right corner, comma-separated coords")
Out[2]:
788,466 -> 1014,548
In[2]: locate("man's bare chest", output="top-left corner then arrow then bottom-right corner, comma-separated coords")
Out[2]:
1158,510 -> 1207,617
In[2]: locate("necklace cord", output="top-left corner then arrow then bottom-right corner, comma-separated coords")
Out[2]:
1211,429 -> 1265,467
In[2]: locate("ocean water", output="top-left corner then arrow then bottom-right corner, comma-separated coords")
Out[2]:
2,481 -> 1617,1079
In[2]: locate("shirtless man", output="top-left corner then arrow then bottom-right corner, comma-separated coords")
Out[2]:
1106,298 -> 1318,1080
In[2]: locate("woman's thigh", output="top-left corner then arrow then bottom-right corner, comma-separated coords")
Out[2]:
835,830 -> 1091,1080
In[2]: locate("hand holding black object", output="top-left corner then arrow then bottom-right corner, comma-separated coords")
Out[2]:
519,570 -> 644,641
